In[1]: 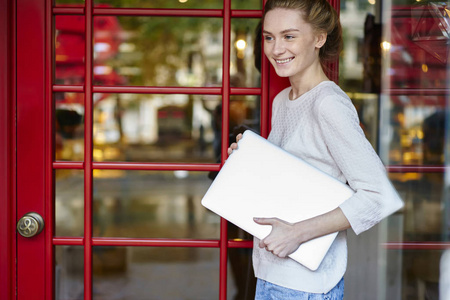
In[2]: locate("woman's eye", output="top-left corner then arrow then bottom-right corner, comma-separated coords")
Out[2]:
285,35 -> 294,40
264,36 -> 273,41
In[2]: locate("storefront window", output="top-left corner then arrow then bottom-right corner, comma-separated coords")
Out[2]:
341,0 -> 449,298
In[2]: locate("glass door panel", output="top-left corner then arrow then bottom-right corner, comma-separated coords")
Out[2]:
92,94 -> 222,163
93,16 -> 223,87
92,171 -> 219,239
94,0 -> 224,9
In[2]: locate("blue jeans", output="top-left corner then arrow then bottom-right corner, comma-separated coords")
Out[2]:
255,277 -> 344,300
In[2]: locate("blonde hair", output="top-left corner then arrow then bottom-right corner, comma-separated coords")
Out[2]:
263,0 -> 342,65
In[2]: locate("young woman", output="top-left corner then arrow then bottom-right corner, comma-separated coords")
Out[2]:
228,0 -> 404,299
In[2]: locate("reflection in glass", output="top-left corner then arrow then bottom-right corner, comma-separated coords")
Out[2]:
55,0 -> 84,5
227,247 -> 256,300
55,15 -> 85,85
388,5 -> 448,90
94,0 -> 222,9
231,0 -> 262,10
383,249 -> 443,300
380,98 -> 446,166
55,246 -> 84,300
390,172 -> 444,242
93,16 -> 223,87
93,93 -> 222,163
230,18 -> 262,87
92,247 -> 221,299
55,93 -> 85,161
55,170 -> 84,237
93,171 -> 219,239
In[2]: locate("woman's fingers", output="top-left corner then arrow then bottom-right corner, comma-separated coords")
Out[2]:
227,134 -> 244,155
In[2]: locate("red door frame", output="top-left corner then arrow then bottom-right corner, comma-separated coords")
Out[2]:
5,1 -> 450,300
0,0 -> 15,299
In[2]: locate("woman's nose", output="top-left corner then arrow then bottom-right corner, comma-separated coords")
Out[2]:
272,40 -> 285,55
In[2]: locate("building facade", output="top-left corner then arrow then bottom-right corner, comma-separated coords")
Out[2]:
1,0 -> 449,299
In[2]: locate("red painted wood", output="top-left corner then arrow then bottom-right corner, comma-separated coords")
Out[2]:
84,0 -> 94,299
45,0 -> 55,298
219,1 -> 231,298
383,242 -> 450,250
93,162 -> 221,171
93,8 -> 223,17
92,238 -> 220,248
16,0 -> 46,299
0,0 -> 15,299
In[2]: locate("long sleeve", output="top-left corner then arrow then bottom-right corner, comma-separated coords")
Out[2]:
317,95 -> 403,235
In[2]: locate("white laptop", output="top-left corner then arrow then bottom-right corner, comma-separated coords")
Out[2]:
201,130 -> 354,271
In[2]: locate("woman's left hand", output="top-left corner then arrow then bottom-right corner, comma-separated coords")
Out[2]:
253,217 -> 303,258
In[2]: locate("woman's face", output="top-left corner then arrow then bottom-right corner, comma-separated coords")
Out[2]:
263,8 -> 324,79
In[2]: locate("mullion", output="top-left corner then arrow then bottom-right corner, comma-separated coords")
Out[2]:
83,0 -> 94,299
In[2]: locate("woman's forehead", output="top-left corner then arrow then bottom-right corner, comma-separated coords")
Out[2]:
263,8 -> 309,32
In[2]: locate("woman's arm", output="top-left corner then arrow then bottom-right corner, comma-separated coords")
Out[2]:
254,207 -> 350,258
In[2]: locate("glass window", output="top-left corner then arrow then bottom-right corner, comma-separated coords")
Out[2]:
230,18 -> 262,87
92,93 -> 222,163
55,92 -> 85,161
92,247 -> 220,300
55,246 -> 84,300
55,15 -> 85,85
93,16 -> 223,87
92,171 -> 219,239
55,170 -> 84,237
231,0 -> 262,10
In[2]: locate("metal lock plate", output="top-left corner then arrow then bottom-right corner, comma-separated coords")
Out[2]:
17,212 -> 44,238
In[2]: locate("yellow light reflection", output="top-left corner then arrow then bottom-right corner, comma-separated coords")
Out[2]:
368,0 -> 376,5
381,41 -> 391,51
235,39 -> 247,50
422,64 -> 428,73
179,0 -> 188,3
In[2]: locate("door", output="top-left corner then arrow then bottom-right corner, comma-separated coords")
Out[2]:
14,0 -> 276,299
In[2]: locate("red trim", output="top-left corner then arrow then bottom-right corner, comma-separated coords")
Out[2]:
53,85 -> 262,95
93,8 -> 223,17
383,242 -> 450,250
92,238 -> 220,248
84,1 -> 94,299
53,161 -> 84,169
0,0 -> 15,298
228,240 -> 253,248
53,7 -> 85,15
219,1 -> 231,299
92,162 -> 221,171
53,237 -> 84,246
231,10 -> 262,18
45,0 -> 55,298
17,0 -> 47,297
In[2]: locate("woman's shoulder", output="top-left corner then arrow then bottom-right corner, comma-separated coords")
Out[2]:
313,82 -> 353,112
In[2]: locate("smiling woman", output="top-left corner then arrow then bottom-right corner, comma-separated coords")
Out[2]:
226,1 -> 404,299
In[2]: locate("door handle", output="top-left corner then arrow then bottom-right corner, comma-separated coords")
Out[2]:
17,212 -> 45,238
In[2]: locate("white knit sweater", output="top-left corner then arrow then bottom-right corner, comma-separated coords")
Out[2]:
252,81 -> 403,293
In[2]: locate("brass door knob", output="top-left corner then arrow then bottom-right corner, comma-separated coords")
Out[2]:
17,212 -> 44,238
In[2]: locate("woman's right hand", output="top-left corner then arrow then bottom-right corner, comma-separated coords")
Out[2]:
227,133 -> 243,155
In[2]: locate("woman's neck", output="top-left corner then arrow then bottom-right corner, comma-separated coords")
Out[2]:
288,65 -> 329,100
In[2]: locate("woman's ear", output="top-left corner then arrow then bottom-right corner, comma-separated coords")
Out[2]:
315,32 -> 327,48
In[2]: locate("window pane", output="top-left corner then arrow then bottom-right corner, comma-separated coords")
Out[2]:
55,170 -> 84,237
92,247 -> 220,299
230,18 -> 262,87
94,0 -> 223,9
55,246 -> 84,300
380,97 -> 446,166
55,93 -> 85,161
55,16 -> 85,85
227,247 -> 256,300
93,171 -> 219,239
383,249 -> 445,299
231,0 -> 262,10
93,16 -> 223,87
93,93 -> 221,163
